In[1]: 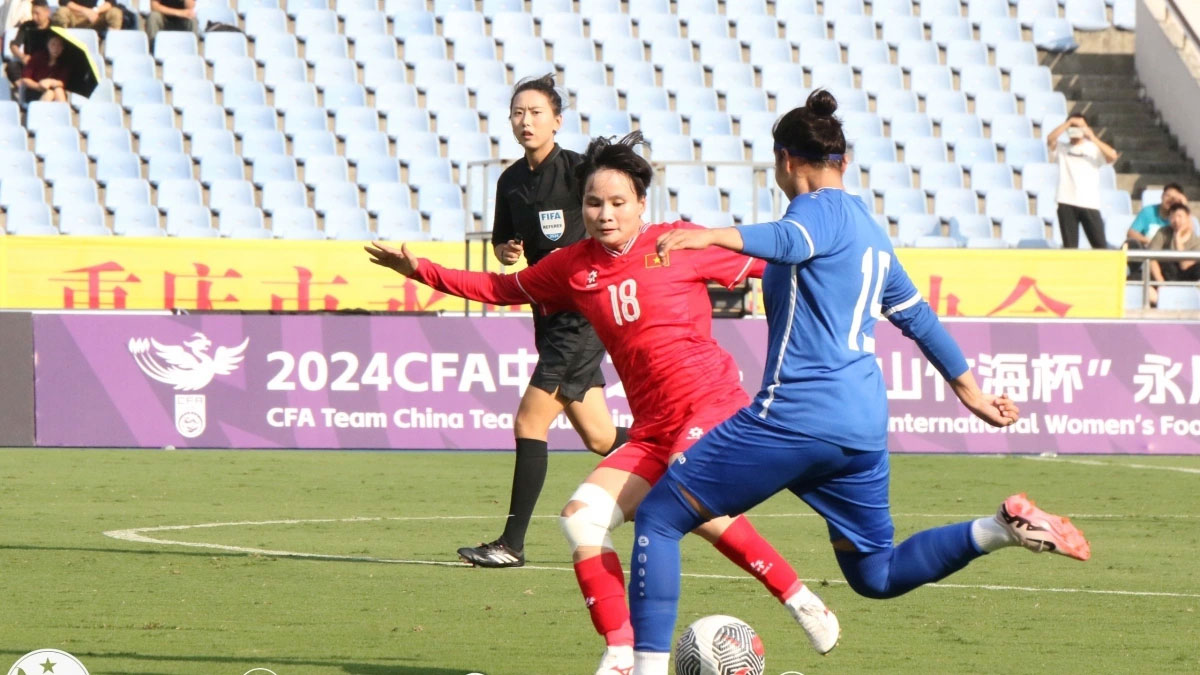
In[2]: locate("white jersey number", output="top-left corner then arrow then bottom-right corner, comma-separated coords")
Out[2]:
847,247 -> 890,353
607,279 -> 641,326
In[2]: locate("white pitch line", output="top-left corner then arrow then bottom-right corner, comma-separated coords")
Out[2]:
103,516 -> 1200,600
1021,455 -> 1200,475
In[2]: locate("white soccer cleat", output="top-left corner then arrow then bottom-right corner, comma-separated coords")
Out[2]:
996,493 -> 1091,561
785,591 -> 840,655
595,645 -> 634,675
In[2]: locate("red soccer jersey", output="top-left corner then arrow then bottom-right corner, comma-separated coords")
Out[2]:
411,221 -> 765,443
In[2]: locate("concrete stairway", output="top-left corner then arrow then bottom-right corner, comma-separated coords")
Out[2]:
1041,29 -> 1200,211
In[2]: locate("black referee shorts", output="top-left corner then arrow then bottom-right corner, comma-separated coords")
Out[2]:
529,310 -> 607,402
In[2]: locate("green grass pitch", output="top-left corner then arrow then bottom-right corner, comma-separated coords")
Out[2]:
1,449 -> 1197,675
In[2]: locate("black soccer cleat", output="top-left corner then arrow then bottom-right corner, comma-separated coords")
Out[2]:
457,539 -> 525,568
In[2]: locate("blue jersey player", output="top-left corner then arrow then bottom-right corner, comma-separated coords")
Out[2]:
626,90 -> 1092,674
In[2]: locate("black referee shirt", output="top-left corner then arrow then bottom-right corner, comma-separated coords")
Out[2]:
491,144 -> 587,266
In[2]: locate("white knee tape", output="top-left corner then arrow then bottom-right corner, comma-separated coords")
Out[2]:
560,483 -> 625,552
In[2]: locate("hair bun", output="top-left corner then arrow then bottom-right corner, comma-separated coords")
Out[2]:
806,89 -> 839,117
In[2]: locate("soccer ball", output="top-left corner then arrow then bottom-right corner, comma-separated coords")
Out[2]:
674,614 -> 765,675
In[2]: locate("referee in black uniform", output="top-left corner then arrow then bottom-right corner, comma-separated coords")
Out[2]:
457,74 -> 629,568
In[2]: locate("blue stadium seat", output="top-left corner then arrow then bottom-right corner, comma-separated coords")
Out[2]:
895,39 -> 938,72
237,129 -> 286,164
57,202 -> 109,235
112,204 -> 164,236
261,180 -> 309,215
362,60 -> 406,93
903,137 -> 950,170
873,89 -> 918,123
366,182 -> 412,216
663,163 -> 707,192
244,7 -> 289,38
969,91 -> 1017,126
198,154 -> 246,186
344,130 -> 392,164
1065,0 -> 1109,30
417,182 -> 465,213
111,54 -> 156,87
999,213 -> 1046,245
313,58 -> 359,91
211,57 -> 258,92
990,114 -> 1034,148
1009,65 -> 1054,99
313,181 -> 361,215
167,207 -> 219,237
1113,0 -> 1135,31
933,186 -> 980,221
291,130 -> 339,164
810,64 -> 854,89
748,38 -> 793,69
208,179 -> 256,213
119,78 -> 167,111
883,187 -> 928,221
251,155 -> 299,186
1017,0 -> 1058,27
969,162 -> 1016,196
262,57 -> 308,91
104,29 -> 149,64
889,112 -> 933,147
860,64 -> 903,97
155,178 -> 204,213
103,177 -> 151,212
940,112 -> 984,146
550,35 -> 594,66
896,213 -> 942,244
987,189 -> 1032,223
978,17 -> 1022,47
80,128 -> 131,163
881,15 -> 923,47
294,8 -> 338,40
1004,138 -> 1050,172
949,213 -> 994,241
3,203 -> 57,235
785,15 -> 828,44
994,40 -> 1038,72
393,132 -> 441,164
324,207 -> 373,239
968,0 -> 1009,25
734,14 -> 778,43
832,15 -> 876,46
229,105 -> 277,140
1156,286 -> 1200,311
929,15 -> 971,45
922,91 -> 967,126
392,8 -> 436,37
0,150 -> 38,181
50,176 -> 98,210
147,153 -> 194,186
376,209 -> 423,239
846,40 -> 889,71
354,34 -> 398,65
919,161 -> 965,195
1020,162 -> 1059,197
491,11 -> 535,41
303,156 -> 351,187
219,205 -> 268,236
953,138 -> 998,170
1101,189 -> 1133,215
648,134 -> 695,162
427,208 -> 468,241
921,0 -> 963,25
170,78 -> 217,111
33,128 -> 81,159
868,161 -> 913,197
153,32 -> 198,64
204,32 -> 250,65
850,137 -> 897,169
286,0 -> 326,18
162,55 -> 206,89
403,157 -> 454,189
908,64 -> 954,98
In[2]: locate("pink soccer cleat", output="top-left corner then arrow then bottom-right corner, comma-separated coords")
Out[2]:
996,493 -> 1091,561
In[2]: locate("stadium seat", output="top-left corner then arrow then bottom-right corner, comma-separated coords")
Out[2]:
313,181 -> 361,215
1019,162 -> 1059,198
78,101 -> 125,138
868,162 -> 913,197
111,204 -> 161,235
969,162 -> 1016,196
103,177 -> 152,212
903,137 -> 950,170
417,182 -> 465,213
203,32 -> 250,65
859,64 -> 903,98
940,113 -> 985,147
365,182 -> 411,216
250,155 -> 298,187
1113,0 -> 1135,31
1101,189 -> 1133,215
162,56 -> 207,89
1000,213 -> 1047,246
1155,286 -> 1200,311
895,40 -> 939,72
933,187 -> 980,220
995,41 -> 1038,73
3,203 -> 57,235
154,178 -> 203,213
198,153 -> 246,187
32,128 -> 81,159
153,31 -> 198,64
987,189 -> 1032,223
303,156 -> 351,187
0,150 -> 38,182
1065,0 -> 1109,30
105,29 -> 149,65
952,138 -> 998,170
188,129 -> 237,164
165,205 -> 215,235
146,153 -> 193,187
43,150 -> 90,184
883,188 -> 928,221
214,205 -> 265,237
325,207 -> 373,239
1009,65 -> 1054,99
920,0 -> 963,25
785,15 -> 828,44
49,176 -> 98,211
110,55 -> 156,88
887,112 -> 932,148
207,179 -> 256,215
428,208 -> 468,241
919,162 -> 965,195
949,213 -> 994,241
291,130 -> 339,165
908,64 -> 954,98
850,137 -> 898,169
376,209 -> 422,239
1004,138 -> 1050,172
1033,18 -> 1078,51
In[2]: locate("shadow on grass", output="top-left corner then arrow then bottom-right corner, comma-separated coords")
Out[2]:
0,649 -> 484,674
0,544 -> 579,566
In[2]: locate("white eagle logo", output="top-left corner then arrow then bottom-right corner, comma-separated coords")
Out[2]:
128,333 -> 250,391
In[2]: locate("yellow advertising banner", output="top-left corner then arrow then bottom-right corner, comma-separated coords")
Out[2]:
0,237 -> 529,313
894,248 -> 1126,318
0,238 -> 1125,318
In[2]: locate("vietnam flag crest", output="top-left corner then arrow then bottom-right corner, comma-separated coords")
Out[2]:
644,252 -> 670,268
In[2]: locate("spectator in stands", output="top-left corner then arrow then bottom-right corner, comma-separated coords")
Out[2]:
1147,203 -> 1200,306
145,0 -> 195,47
1128,183 -> 1187,246
51,0 -> 122,32
1047,113 -> 1119,249
16,32 -> 70,102
5,0 -> 50,93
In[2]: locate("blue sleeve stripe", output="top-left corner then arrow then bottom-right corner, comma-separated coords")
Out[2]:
782,218 -> 814,260
882,292 -> 922,318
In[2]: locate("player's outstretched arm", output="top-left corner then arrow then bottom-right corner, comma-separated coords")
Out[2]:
949,370 -> 1019,428
365,241 -> 419,276
656,226 -> 744,257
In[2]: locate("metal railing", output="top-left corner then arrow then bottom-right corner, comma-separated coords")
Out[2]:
1125,248 -> 1200,310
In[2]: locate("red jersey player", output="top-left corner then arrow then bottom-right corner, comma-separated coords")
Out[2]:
366,133 -> 839,674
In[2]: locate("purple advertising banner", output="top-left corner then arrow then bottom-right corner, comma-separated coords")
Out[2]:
32,314 -> 1200,453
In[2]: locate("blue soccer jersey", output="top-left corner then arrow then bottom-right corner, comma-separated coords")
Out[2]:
734,188 -> 969,450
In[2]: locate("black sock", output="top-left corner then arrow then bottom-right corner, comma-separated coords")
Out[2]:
499,437 -> 548,552
606,426 -> 630,455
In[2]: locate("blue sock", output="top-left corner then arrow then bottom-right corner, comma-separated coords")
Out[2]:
837,521 -> 984,599
630,480 -> 705,653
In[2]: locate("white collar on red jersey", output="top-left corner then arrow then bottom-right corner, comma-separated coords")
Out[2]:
600,223 -> 651,257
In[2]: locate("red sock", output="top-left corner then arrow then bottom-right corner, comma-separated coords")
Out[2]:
714,516 -> 802,602
573,551 -> 633,646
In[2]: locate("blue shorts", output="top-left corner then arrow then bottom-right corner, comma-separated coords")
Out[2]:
664,408 -> 895,552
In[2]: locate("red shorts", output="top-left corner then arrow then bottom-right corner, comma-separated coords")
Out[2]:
597,394 -> 746,484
